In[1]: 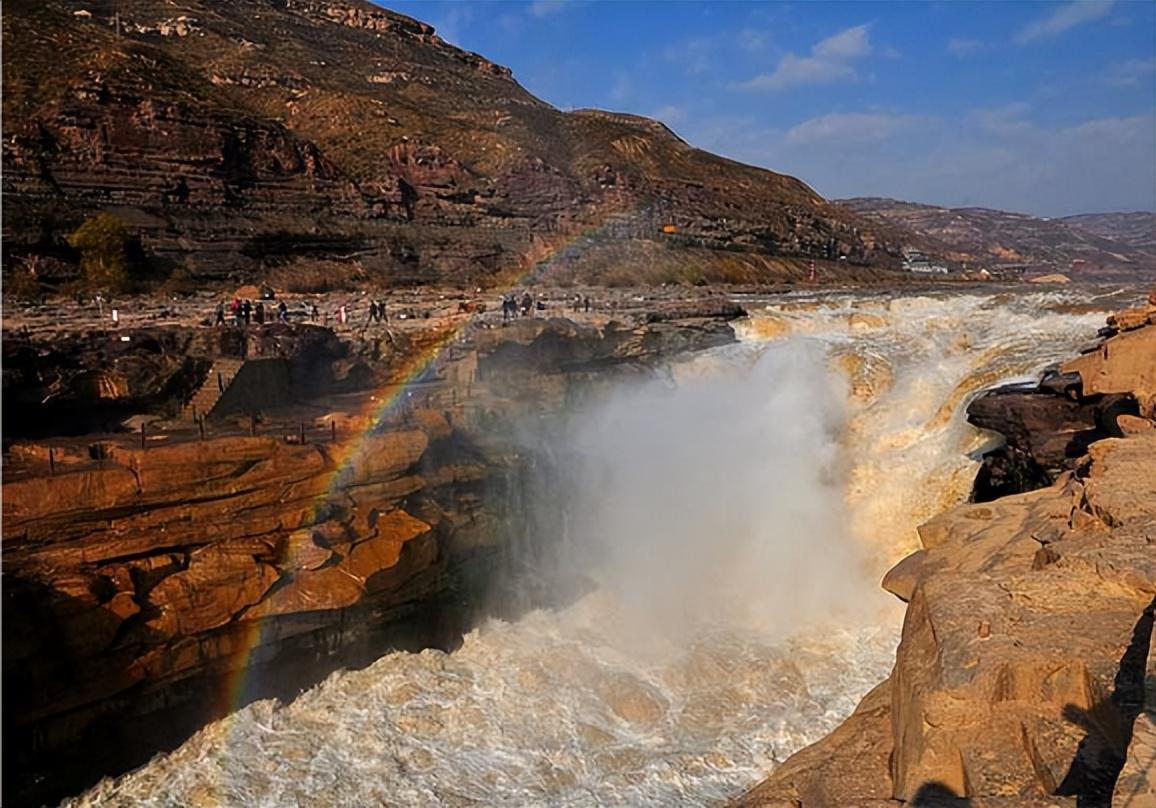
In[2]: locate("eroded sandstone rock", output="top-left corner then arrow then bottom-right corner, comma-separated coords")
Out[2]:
1063,325 -> 1156,415
739,319 -> 1156,807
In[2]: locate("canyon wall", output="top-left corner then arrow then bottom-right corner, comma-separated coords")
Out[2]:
1,311 -> 736,807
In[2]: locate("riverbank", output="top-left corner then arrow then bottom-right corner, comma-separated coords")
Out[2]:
735,299 -> 1156,806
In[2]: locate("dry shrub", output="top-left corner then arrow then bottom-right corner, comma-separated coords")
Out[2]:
5,266 -> 44,301
68,213 -> 132,292
263,260 -> 363,294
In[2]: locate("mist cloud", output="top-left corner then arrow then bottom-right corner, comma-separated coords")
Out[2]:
563,341 -> 876,642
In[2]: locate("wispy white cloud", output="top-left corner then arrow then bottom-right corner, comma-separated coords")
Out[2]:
1015,0 -> 1116,45
663,35 -> 723,75
528,0 -> 569,18
814,24 -> 872,60
650,105 -> 688,125
688,104 -> 1155,216
969,102 -> 1034,136
736,24 -> 871,91
947,37 -> 983,56
784,112 -> 927,145
1103,58 -> 1156,86
610,71 -> 633,102
738,28 -> 769,52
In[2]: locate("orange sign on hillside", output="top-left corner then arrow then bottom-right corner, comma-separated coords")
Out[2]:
662,224 -> 677,234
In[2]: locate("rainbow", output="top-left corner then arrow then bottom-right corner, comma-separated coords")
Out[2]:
214,219 -> 621,725
202,212 -> 813,792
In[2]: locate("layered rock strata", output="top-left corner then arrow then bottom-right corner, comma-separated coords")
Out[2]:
1,311 -> 735,806
3,0 -> 899,285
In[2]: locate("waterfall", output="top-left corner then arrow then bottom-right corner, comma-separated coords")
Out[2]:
68,288 -> 1120,808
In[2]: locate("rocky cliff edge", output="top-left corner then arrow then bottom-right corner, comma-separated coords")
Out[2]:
735,301 -> 1156,807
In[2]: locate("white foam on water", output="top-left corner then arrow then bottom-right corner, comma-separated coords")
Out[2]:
67,289 -> 1119,807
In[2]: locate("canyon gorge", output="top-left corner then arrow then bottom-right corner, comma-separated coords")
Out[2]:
7,286 -> 1153,806
4,1 -> 1155,806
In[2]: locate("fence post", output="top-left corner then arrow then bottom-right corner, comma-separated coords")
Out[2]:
49,447 -> 55,476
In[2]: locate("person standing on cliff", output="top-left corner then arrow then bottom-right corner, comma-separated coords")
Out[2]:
521,291 -> 533,317
241,299 -> 252,326
214,302 -> 225,326
230,297 -> 241,327
278,300 -> 288,323
255,301 -> 265,325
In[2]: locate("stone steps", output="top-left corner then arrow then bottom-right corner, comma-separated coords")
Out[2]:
183,358 -> 245,421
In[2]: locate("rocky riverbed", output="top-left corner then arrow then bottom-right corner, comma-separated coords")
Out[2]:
735,297 -> 1156,807
6,286 -> 1152,807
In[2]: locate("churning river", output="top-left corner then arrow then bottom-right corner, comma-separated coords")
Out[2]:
68,288 -> 1128,807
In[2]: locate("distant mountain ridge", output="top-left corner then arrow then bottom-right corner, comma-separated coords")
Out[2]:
1059,212 -> 1156,256
1,0 -> 901,287
838,197 -> 1156,280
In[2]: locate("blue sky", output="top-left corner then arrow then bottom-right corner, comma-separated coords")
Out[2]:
381,0 -> 1156,216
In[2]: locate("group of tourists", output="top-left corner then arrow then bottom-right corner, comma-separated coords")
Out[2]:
500,291 -> 593,321
366,299 -> 388,324
500,292 -> 534,321
212,290 -> 593,330
215,298 -> 289,327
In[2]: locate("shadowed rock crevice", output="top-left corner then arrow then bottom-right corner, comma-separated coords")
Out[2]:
968,384 -> 1138,503
911,781 -> 973,807
1057,597 -> 1155,806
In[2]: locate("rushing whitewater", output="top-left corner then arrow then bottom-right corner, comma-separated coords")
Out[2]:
69,290 -> 1119,807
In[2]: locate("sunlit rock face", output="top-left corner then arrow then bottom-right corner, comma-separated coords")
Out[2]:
738,300 -> 1156,808
3,2 -> 898,285
58,288 -> 1131,807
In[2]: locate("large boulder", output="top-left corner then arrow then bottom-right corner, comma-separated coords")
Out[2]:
1063,325 -> 1156,415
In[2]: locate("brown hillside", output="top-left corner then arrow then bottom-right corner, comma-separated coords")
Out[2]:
840,197 -> 1156,281
2,0 -> 900,286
